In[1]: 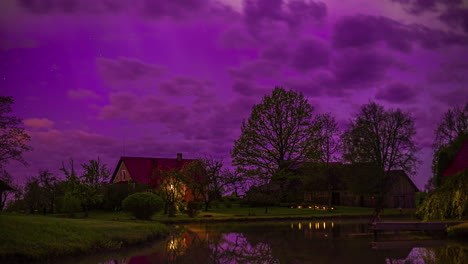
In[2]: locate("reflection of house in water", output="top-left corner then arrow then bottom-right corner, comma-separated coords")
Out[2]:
301,163 -> 419,208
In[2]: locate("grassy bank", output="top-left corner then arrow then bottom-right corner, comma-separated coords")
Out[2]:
447,223 -> 468,240
86,205 -> 413,223
0,214 -> 169,261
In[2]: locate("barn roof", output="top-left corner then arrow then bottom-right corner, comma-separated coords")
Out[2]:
110,156 -> 195,186
442,139 -> 468,176
386,170 -> 419,192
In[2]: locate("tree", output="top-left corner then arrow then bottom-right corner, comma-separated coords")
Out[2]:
433,102 -> 468,150
0,96 -> 32,174
232,87 -> 321,184
341,102 -> 418,210
79,158 -> 110,217
183,157 -> 245,212
429,102 -> 468,189
37,170 -> 59,213
0,172 -> 16,210
60,159 -> 83,216
158,169 -> 185,217
23,176 -> 45,214
310,113 -> 341,207
60,158 -> 110,217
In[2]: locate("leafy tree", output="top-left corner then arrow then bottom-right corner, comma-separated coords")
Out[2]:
60,158 -> 110,217
417,170 -> 467,220
79,158 -> 110,217
433,102 -> 468,150
60,159 -> 85,217
158,169 -> 185,217
0,96 -> 32,175
429,102 -> 468,189
341,102 -> 418,210
37,170 -> 59,213
232,87 -> 321,192
23,176 -> 45,214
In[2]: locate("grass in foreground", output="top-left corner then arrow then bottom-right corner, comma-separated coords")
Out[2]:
0,214 -> 169,261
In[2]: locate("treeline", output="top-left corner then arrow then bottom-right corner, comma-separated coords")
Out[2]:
3,157 -> 244,217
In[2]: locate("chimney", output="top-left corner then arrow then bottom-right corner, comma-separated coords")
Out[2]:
177,153 -> 182,161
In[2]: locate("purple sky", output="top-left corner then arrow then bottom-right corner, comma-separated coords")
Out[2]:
2,0 -> 468,190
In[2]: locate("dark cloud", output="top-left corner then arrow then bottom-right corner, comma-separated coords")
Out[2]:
97,57 -> 165,83
261,41 -> 291,62
141,0 -> 207,19
375,82 -> 419,103
100,92 -> 190,124
292,39 -> 330,72
18,0 -> 224,20
427,59 -> 468,84
17,0 -> 128,14
159,76 -> 214,98
331,50 -> 397,90
333,14 -> 468,53
287,0 -> 327,27
390,0 -> 463,15
228,60 -> 282,81
431,88 -> 468,106
333,15 -> 412,53
439,7 -> 468,34
232,79 -> 269,96
243,0 -> 326,37
67,89 -> 99,99
283,77 -> 323,97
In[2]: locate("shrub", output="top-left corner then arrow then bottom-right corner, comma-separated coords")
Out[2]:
61,192 -> 81,217
185,201 -> 200,218
122,192 -> 164,220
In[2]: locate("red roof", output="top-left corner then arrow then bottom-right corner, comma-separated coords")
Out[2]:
442,139 -> 468,176
111,156 -> 195,186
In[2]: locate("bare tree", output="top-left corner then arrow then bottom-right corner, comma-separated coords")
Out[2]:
341,102 -> 418,210
310,113 -> 341,206
232,87 -> 321,186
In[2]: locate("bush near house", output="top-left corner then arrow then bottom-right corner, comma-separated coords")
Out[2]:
122,192 -> 164,220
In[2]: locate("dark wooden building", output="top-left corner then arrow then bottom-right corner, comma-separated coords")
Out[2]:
301,163 -> 419,208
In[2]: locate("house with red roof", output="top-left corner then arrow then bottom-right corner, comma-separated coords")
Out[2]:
442,138 -> 468,176
110,153 -> 198,200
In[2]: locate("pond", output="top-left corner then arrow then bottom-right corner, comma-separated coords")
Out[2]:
68,219 -> 467,264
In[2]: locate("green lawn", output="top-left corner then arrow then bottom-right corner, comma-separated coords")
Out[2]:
85,204 -> 411,223
0,213 -> 169,261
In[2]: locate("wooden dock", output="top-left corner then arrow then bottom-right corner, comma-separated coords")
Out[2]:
370,221 -> 463,232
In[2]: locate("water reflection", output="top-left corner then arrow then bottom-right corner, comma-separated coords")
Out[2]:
101,221 -> 466,264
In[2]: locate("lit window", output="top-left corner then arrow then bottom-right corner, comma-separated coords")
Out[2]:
121,170 -> 127,180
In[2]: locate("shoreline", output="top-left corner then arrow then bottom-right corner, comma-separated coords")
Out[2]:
158,213 -> 415,224
0,214 -> 169,263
